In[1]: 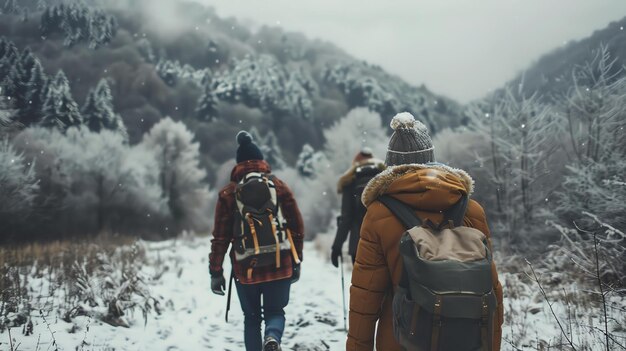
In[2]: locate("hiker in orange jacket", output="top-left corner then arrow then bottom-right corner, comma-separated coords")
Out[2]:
347,113 -> 503,351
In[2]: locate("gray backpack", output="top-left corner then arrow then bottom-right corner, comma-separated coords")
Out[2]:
379,195 -> 497,351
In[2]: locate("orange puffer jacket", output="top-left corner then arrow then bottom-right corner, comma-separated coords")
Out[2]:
346,163 -> 504,351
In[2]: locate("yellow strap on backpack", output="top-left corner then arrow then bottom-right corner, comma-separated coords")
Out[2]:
286,228 -> 301,264
246,214 -> 260,255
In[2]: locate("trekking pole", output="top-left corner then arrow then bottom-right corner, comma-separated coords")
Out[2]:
225,269 -> 234,323
339,255 -> 347,332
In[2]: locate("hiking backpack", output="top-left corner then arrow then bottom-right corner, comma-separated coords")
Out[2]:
352,162 -> 383,219
378,195 -> 497,351
233,172 -> 300,279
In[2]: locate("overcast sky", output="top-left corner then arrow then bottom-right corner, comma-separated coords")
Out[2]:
193,1 -> 626,103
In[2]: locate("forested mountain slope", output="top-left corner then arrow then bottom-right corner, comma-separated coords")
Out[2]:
0,0 -> 461,171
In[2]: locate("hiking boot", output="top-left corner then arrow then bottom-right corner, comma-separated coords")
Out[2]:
263,336 -> 281,351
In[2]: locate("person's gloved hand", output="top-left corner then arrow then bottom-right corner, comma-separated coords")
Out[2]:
331,247 -> 342,268
210,271 -> 226,296
291,263 -> 301,283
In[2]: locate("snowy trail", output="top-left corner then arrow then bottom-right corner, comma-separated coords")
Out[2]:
5,236 -> 624,350
5,238 -> 351,351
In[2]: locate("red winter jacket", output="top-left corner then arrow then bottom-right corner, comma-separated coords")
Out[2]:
209,160 -> 304,284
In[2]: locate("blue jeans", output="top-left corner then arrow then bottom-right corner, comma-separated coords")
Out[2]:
235,278 -> 291,351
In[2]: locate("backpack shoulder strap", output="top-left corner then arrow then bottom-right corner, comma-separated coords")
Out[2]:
441,194 -> 469,228
378,195 -> 422,230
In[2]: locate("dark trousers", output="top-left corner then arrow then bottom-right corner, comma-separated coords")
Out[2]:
235,278 -> 291,351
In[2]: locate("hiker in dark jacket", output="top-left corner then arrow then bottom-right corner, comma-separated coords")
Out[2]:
347,113 -> 503,351
209,131 -> 304,351
331,149 -> 384,266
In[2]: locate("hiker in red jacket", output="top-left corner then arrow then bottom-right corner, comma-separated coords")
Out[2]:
209,131 -> 304,351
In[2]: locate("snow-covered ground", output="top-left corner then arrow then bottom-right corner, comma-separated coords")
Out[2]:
4,238 -> 350,351
3,237 -> 624,350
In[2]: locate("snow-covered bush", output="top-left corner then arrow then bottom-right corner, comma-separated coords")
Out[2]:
71,242 -> 161,327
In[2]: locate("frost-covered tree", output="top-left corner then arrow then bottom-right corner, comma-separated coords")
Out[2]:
247,127 -> 286,170
16,126 -> 166,236
82,79 -> 128,140
0,139 -> 39,237
296,144 -> 317,178
22,58 -> 48,125
0,39 -> 19,82
324,61 -> 455,130
276,108 -> 387,236
40,3 -> 118,48
261,130 -> 286,170
0,93 -> 18,137
156,59 -> 210,87
556,47 -> 626,230
195,83 -> 219,122
468,87 -> 563,240
40,70 -> 83,131
212,54 -> 314,123
140,117 -> 211,232
323,107 -> 388,174
296,143 -> 328,179
3,48 -> 36,113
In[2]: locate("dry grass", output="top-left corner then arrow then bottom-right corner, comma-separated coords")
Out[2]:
0,234 -> 161,334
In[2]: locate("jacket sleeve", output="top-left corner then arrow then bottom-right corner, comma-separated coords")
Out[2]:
346,208 -> 390,351
466,200 -> 504,351
276,178 -> 305,262
332,185 -> 355,251
209,186 -> 234,275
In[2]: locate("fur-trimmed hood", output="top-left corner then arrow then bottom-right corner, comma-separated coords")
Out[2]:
361,163 -> 475,207
337,158 -> 385,193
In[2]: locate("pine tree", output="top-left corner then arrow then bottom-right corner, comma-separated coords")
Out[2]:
195,84 -> 219,122
2,59 -> 22,105
22,59 -> 48,125
0,95 -> 18,137
20,48 -> 36,83
40,70 -> 82,131
8,48 -> 37,113
0,38 -> 10,60
82,79 -> 128,140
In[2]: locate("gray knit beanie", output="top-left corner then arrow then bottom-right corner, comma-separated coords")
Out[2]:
385,112 -> 435,166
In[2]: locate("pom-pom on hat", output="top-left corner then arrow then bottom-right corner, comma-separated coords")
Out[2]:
385,112 -> 434,166
236,131 -> 264,163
